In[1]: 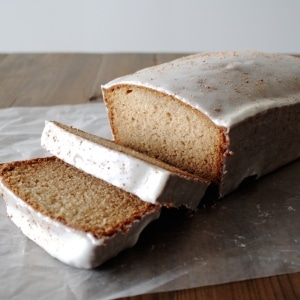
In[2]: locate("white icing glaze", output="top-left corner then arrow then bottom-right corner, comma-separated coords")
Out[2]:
0,180 -> 160,269
41,121 -> 208,208
102,51 -> 300,127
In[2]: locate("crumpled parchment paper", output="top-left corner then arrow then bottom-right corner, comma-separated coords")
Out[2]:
0,103 -> 299,300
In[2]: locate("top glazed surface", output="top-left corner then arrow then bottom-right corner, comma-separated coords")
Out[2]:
103,51 -> 300,127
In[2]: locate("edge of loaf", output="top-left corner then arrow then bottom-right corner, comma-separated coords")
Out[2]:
101,51 -> 300,196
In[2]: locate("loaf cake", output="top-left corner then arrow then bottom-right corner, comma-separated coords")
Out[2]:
41,121 -> 209,208
102,51 -> 300,196
0,157 -> 161,269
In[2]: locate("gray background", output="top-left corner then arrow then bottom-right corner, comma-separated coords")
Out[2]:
1,0 -> 299,54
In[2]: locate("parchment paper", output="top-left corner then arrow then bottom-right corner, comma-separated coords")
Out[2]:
0,103 -> 299,300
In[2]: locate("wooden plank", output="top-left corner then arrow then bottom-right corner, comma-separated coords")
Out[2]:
0,53 -> 104,107
155,53 -> 190,65
0,54 -> 8,65
123,272 -> 300,300
96,53 -> 155,82
0,53 -> 157,108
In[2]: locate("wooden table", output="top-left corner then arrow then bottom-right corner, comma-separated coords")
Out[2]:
0,53 -> 299,300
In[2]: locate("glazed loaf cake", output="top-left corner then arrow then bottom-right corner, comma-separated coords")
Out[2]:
41,121 -> 209,208
102,51 -> 300,196
0,157 -> 161,269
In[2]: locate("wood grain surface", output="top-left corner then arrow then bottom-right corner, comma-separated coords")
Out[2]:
0,53 -> 299,300
0,53 -> 186,108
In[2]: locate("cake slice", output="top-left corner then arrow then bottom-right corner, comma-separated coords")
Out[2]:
101,51 -> 300,196
0,157 -> 161,269
41,121 -> 209,208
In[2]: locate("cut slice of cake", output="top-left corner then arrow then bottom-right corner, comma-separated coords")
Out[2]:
0,157 -> 161,269
101,51 -> 300,196
41,121 -> 210,208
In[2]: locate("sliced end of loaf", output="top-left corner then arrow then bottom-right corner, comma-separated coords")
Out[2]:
103,84 -> 227,183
